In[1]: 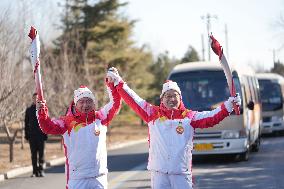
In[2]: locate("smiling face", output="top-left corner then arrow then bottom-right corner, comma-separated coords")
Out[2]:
161,90 -> 181,110
75,97 -> 95,114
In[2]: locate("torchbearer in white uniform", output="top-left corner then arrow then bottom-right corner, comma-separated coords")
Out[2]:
36,74 -> 121,189
107,68 -> 241,189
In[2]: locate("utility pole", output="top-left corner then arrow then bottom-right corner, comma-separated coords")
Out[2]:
273,49 -> 276,64
225,24 -> 229,60
201,13 -> 218,61
201,34 -> 205,61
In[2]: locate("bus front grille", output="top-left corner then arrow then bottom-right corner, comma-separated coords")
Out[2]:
194,131 -> 222,139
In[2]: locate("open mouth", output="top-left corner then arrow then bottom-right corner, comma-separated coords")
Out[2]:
168,102 -> 177,107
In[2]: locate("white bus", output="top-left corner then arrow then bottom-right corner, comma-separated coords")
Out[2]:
256,73 -> 284,134
168,61 -> 262,161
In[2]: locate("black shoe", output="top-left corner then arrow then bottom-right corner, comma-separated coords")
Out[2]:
31,172 -> 39,177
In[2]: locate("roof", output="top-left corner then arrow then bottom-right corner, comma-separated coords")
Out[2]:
256,73 -> 284,83
170,61 -> 255,76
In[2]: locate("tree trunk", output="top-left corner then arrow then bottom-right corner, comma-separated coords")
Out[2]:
3,122 -> 19,162
9,142 -> 14,162
20,122 -> 24,150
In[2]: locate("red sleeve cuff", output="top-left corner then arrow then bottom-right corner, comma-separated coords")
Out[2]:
116,81 -> 124,89
221,103 -> 230,115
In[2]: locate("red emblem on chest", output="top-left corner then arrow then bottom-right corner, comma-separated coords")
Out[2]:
176,121 -> 184,134
176,126 -> 184,134
94,130 -> 100,136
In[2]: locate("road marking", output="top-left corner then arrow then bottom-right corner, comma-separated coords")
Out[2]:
109,163 -> 147,189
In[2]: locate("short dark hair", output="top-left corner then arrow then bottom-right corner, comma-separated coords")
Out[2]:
33,93 -> 37,97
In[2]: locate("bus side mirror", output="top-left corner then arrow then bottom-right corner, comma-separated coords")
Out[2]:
247,101 -> 254,110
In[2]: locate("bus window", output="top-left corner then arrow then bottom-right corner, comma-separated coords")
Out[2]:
169,71 -> 230,111
232,77 -> 242,98
258,79 -> 283,111
232,76 -> 243,114
252,77 -> 260,103
243,77 -> 252,103
248,77 -> 256,103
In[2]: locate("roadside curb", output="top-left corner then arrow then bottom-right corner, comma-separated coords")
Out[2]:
5,166 -> 33,179
0,174 -> 5,182
46,157 -> 66,167
0,138 -> 147,182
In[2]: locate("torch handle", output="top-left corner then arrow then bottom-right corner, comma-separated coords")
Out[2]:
34,60 -> 44,101
233,102 -> 240,115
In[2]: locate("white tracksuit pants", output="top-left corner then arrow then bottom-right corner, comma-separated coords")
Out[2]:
68,174 -> 107,189
151,171 -> 193,189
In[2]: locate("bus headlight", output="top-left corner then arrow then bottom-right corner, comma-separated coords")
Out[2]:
222,130 -> 240,139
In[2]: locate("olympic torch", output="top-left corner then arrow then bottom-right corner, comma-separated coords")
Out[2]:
28,26 -> 44,101
210,34 -> 240,115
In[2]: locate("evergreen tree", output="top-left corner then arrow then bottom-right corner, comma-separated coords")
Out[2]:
53,0 -> 88,66
181,45 -> 200,63
54,0 -> 155,107
271,61 -> 284,76
149,51 -> 178,104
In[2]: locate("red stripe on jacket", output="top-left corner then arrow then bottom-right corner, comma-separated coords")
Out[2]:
38,83 -> 121,135
191,103 -> 229,129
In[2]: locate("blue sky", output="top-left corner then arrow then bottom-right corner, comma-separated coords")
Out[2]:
122,0 -> 284,70
1,0 -> 284,71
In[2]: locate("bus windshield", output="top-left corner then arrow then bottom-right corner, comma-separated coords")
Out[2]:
169,70 -> 231,111
258,79 -> 283,111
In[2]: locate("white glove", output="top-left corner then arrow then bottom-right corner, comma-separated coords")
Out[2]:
224,93 -> 242,113
107,67 -> 122,86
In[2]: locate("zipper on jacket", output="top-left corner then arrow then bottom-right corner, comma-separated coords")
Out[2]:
170,110 -> 174,120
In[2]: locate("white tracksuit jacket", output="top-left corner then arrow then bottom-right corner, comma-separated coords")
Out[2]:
37,84 -> 121,189
116,82 -> 231,185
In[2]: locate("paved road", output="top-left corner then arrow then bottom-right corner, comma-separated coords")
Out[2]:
193,135 -> 284,189
0,142 -> 149,189
1,135 -> 284,189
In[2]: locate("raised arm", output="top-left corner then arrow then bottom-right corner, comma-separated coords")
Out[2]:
191,95 -> 241,129
107,68 -> 156,123
97,81 -> 122,126
37,101 -> 67,135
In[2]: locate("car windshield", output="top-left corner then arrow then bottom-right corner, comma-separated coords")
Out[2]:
258,79 -> 283,111
169,70 -> 232,111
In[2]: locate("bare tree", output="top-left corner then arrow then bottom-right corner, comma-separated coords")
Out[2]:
0,9 -> 32,162
39,41 -> 86,117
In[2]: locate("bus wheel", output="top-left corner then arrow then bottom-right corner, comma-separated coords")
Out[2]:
236,149 -> 249,161
251,138 -> 260,152
240,150 -> 249,161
